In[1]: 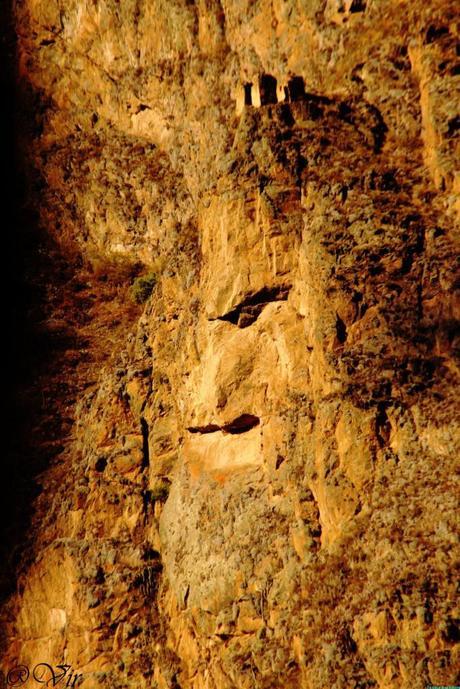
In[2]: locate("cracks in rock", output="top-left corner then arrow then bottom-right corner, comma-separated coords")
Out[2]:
187,423 -> 221,434
135,103 -> 151,114
367,103 -> 388,153
424,24 -> 450,45
275,454 -> 285,470
335,314 -> 347,346
213,285 -> 291,328
140,417 -> 150,469
183,584 -> 190,609
446,114 -> 460,138
375,404 -> 391,447
223,414 -> 260,434
187,414 -> 260,435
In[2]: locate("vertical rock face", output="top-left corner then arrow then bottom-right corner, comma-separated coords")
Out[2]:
1,1 -> 459,688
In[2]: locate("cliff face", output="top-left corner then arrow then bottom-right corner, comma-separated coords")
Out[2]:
1,1 -> 459,688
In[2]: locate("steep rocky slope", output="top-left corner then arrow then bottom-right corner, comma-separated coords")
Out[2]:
1,1 -> 459,688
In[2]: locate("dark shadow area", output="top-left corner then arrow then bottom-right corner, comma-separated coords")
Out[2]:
0,0 -> 40,600
0,8 -> 144,610
0,16 -> 142,609
244,83 -> 253,106
259,74 -> 278,105
0,2 -> 79,601
187,414 -> 260,435
349,0 -> 366,12
287,76 -> 306,101
216,285 -> 291,328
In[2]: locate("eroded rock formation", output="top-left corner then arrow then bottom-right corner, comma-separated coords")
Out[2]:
1,1 -> 459,688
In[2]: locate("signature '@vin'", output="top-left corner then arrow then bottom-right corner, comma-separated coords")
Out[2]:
1,663 -> 83,688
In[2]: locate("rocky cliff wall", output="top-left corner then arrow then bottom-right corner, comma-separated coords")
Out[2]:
1,1 -> 459,688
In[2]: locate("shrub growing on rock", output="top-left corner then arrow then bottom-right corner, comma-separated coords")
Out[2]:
130,272 -> 157,304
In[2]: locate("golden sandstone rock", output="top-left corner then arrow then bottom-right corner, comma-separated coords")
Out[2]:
1,0 -> 459,688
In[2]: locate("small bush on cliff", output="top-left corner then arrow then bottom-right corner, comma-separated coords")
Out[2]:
149,482 -> 170,502
130,272 -> 157,304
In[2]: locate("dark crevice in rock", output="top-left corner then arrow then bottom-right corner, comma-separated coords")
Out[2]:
142,547 -> 161,561
446,114 -> 460,138
215,285 -> 291,328
349,0 -> 366,12
442,618 -> 460,644
336,314 -> 347,345
222,413 -> 260,434
187,414 -> 260,435
275,454 -> 285,470
183,585 -> 190,608
95,456 -> 107,472
367,104 -> 388,153
424,24 -> 449,45
187,423 -> 221,434
338,626 -> 358,655
141,417 -> 150,469
376,404 -> 391,447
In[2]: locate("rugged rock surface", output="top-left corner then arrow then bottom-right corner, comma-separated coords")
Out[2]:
1,1 -> 459,688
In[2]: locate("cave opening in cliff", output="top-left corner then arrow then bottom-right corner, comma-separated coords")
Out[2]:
287,76 -> 306,101
244,82 -> 253,106
259,74 -> 278,105
349,0 -> 367,11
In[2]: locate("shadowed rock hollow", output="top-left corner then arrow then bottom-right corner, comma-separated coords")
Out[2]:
1,1 -> 459,688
